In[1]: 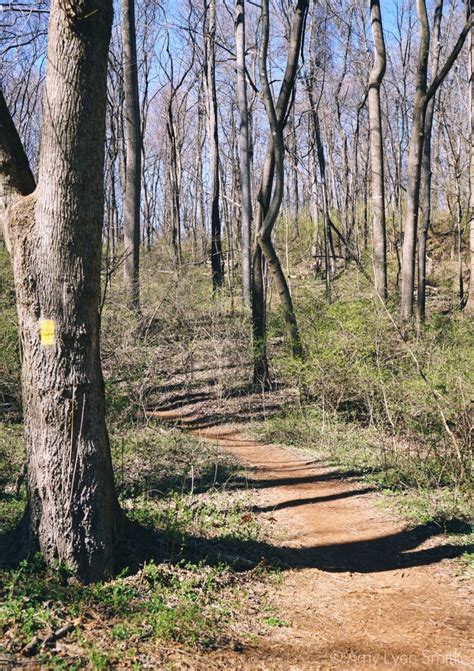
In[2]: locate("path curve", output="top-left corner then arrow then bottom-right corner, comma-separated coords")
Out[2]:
153,409 -> 474,671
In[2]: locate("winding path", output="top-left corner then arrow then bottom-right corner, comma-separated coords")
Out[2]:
154,408 -> 474,671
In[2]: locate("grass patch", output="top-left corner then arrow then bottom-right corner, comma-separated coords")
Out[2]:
257,407 -> 473,528
0,419 -> 274,667
0,554 -> 263,667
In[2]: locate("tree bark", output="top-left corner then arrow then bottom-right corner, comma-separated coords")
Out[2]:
235,0 -> 252,308
401,0 -> 430,323
466,0 -> 474,313
417,0 -> 443,322
251,0 -> 307,383
204,0 -> 223,290
166,99 -> 182,268
401,3 -> 471,321
368,0 -> 388,301
0,89 -> 36,251
2,0 -> 121,582
305,46 -> 335,301
122,0 -> 141,310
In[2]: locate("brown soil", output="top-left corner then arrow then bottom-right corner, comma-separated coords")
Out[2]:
153,406 -> 474,671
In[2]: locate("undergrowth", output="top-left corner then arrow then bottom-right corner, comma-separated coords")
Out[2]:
0,425 -> 272,667
1,233 -> 473,665
0,554 -> 265,668
260,266 -> 473,524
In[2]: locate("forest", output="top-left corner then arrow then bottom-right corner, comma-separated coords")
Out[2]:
0,0 -> 473,668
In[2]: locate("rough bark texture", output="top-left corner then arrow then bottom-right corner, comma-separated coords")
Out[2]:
6,0 -> 121,582
235,0 -> 252,308
122,0 -> 141,310
467,1 -> 474,313
368,0 -> 388,301
0,89 -> 36,251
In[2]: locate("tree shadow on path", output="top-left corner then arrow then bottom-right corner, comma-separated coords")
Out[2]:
119,518 -> 472,577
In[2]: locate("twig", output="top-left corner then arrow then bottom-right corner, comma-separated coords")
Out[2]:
22,622 -> 75,656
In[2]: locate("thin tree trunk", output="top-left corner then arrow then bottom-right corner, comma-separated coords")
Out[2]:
251,0 -> 308,384
401,0 -> 430,322
166,101 -> 182,268
257,0 -> 303,359
204,0 -> 223,289
235,0 -> 252,309
368,0 -> 388,301
122,0 -> 141,310
418,0 -> 443,322
1,0 -> 121,582
290,106 -> 299,235
309,95 -> 335,301
401,3 -> 471,320
305,9 -> 335,300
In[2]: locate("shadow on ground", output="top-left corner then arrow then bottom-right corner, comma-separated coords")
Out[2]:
116,517 -> 473,576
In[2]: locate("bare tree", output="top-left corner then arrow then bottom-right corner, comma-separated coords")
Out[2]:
467,0 -> 474,312
401,0 -> 471,321
418,0 -> 443,322
0,0 -> 121,582
401,0 -> 430,323
252,0 -> 308,385
204,0 -> 223,289
122,0 -> 141,310
235,0 -> 252,308
368,0 -> 388,301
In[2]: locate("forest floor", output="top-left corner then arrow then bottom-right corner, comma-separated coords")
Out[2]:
145,352 -> 474,670
1,254 -> 473,669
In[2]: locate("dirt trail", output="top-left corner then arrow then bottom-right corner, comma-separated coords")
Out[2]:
154,408 -> 473,671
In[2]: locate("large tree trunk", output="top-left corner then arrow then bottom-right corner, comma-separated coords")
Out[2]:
122,0 -> 141,310
2,0 -> 121,582
368,0 -> 388,301
235,0 -> 252,308
467,0 -> 474,313
204,0 -> 223,290
417,0 -> 443,322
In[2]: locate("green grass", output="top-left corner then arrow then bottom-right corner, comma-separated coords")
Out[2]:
258,406 -> 473,526
261,263 -> 473,494
0,554 -> 253,667
0,426 -> 272,667
1,229 -> 473,665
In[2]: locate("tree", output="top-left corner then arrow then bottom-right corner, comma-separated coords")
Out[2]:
252,0 -> 308,385
235,0 -> 252,308
466,0 -> 474,312
204,0 -> 224,290
401,0 -> 471,321
304,5 -> 335,301
368,0 -> 388,301
122,0 -> 142,310
400,0 -> 430,323
418,0 -> 443,322
0,0 -> 121,582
